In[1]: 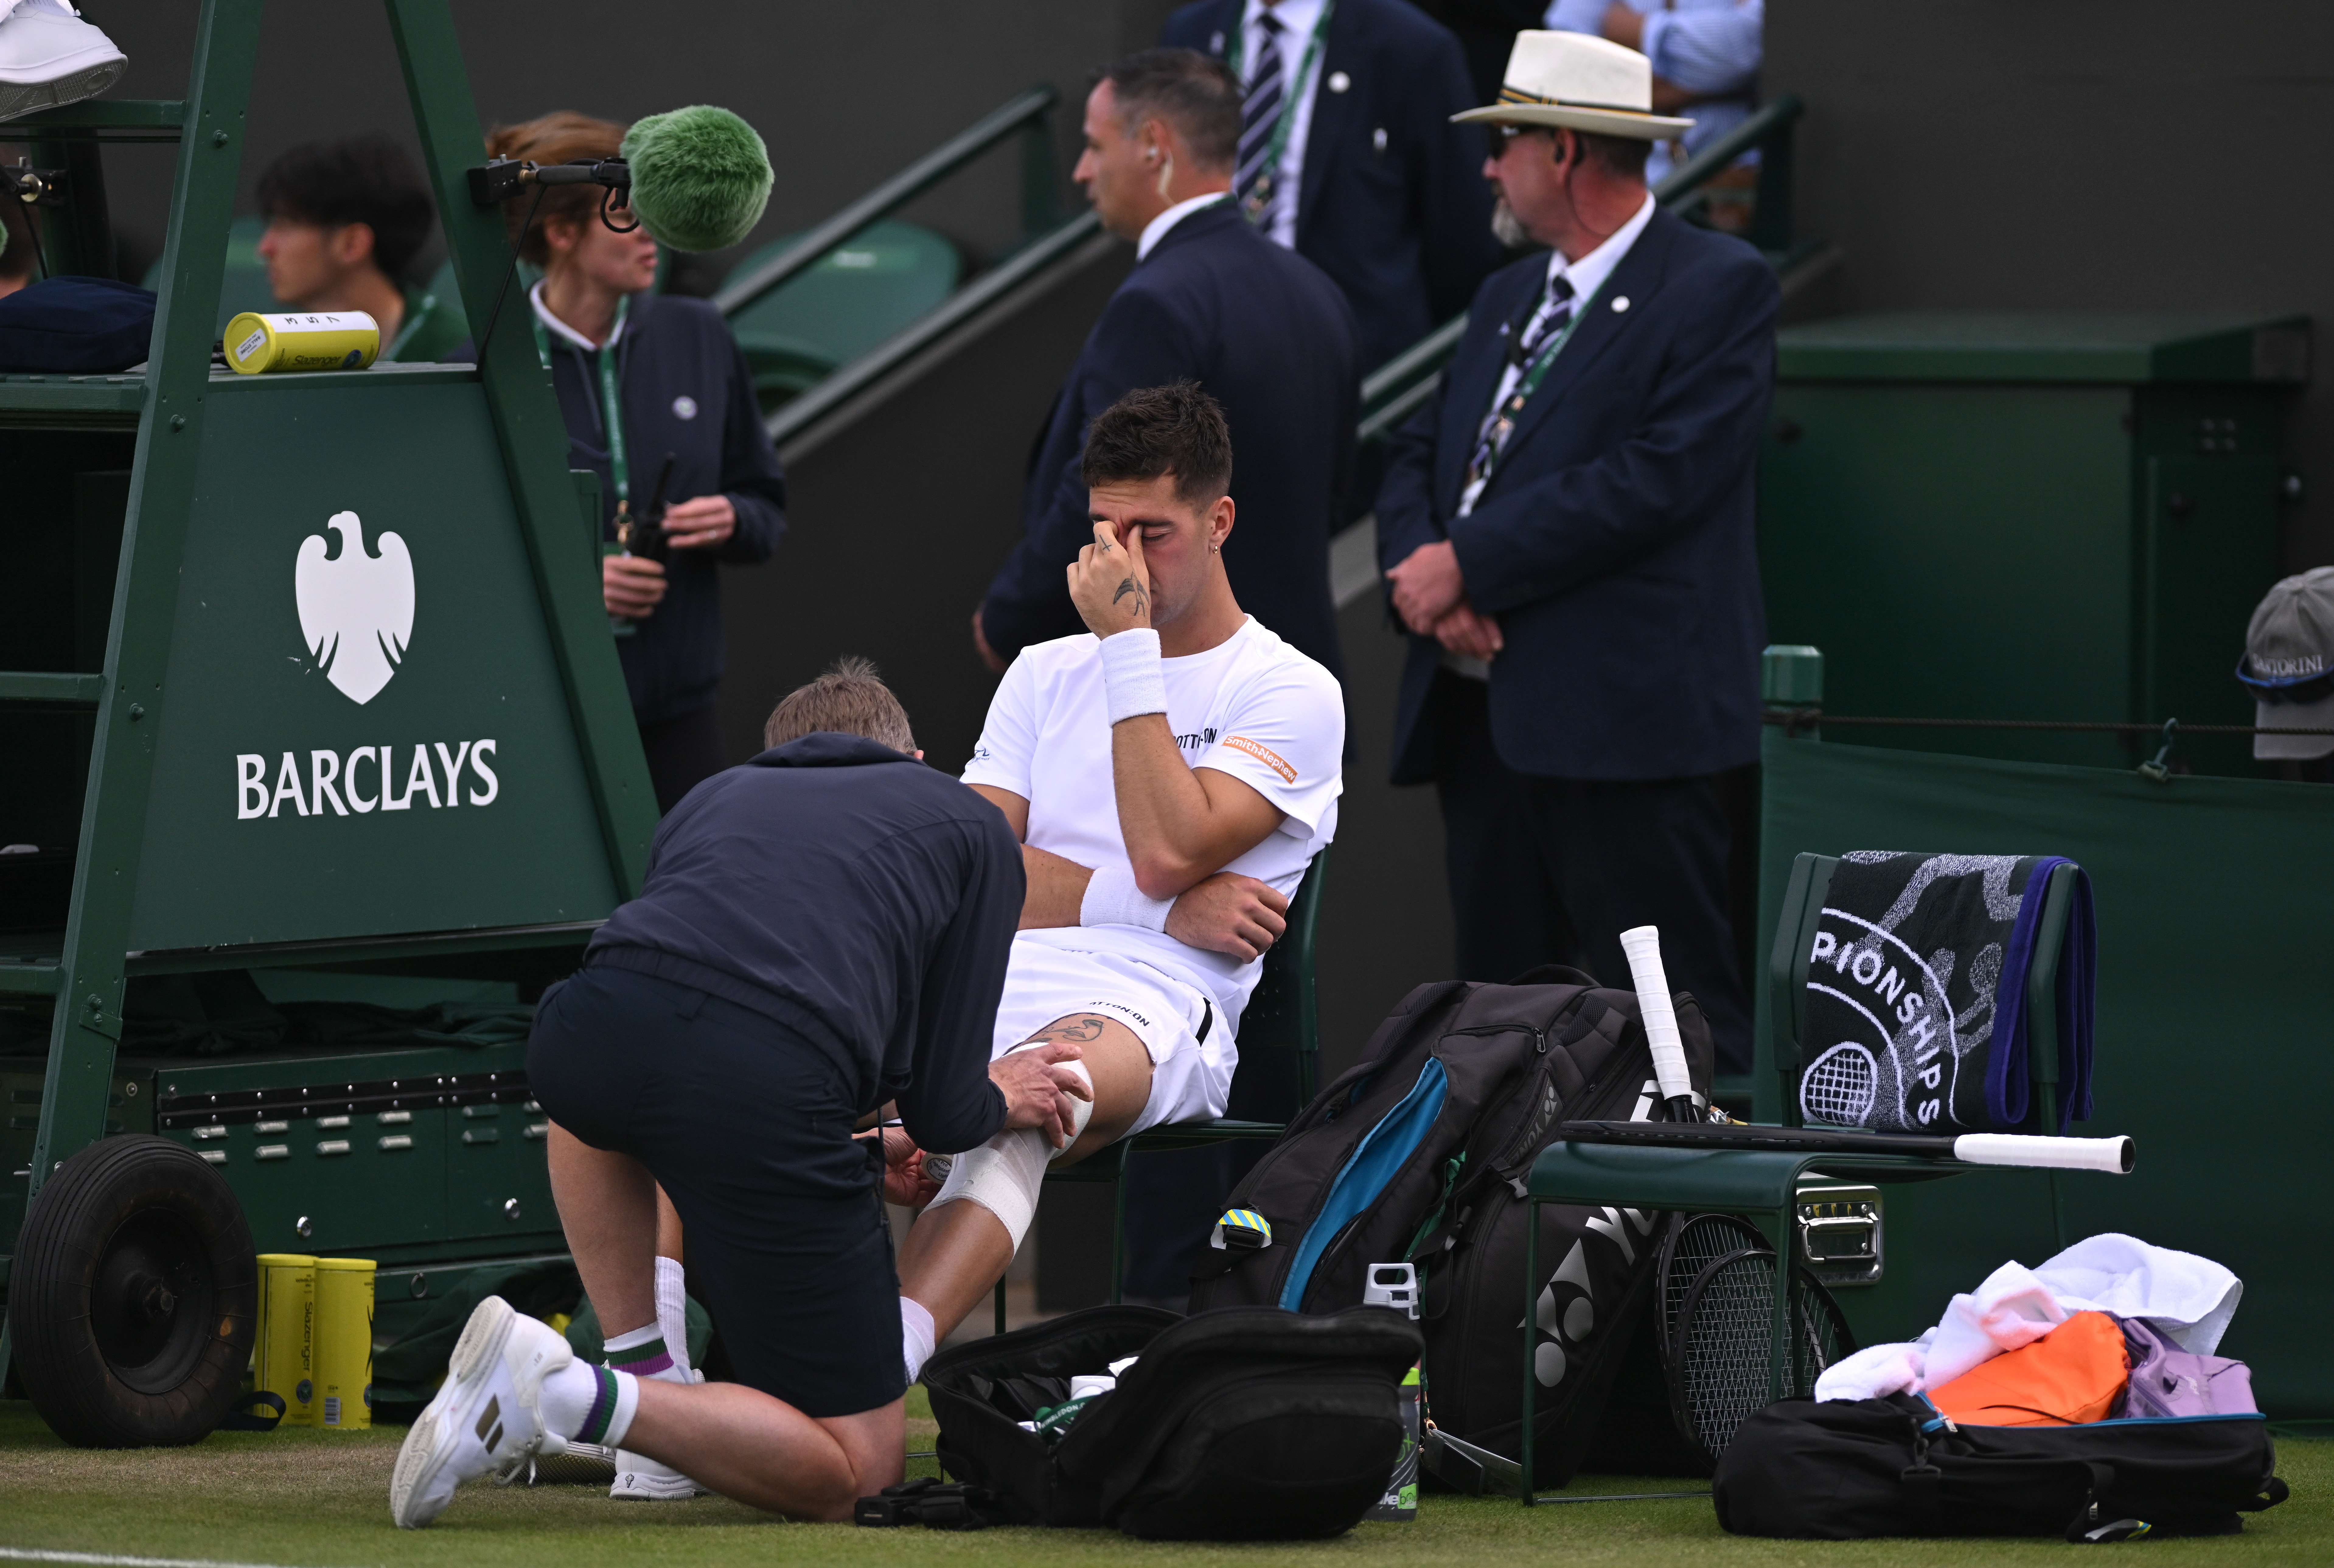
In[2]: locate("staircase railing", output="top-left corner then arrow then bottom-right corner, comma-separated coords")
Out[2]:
716,83 -> 1063,319
718,84 -> 1113,449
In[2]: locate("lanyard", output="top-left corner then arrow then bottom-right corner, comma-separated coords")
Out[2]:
532,292 -> 634,529
1226,0 -> 1335,224
1471,273 -> 1601,492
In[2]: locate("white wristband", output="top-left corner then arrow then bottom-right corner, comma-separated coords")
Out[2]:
1081,862 -> 1173,932
1098,628 -> 1167,725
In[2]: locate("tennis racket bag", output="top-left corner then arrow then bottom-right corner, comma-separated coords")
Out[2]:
1187,974 -> 1714,1488
924,1303 -> 1421,1539
1714,1394 -> 2288,1540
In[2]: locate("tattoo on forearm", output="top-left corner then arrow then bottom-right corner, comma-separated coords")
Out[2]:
1026,1016 -> 1108,1044
1112,576 -> 1148,616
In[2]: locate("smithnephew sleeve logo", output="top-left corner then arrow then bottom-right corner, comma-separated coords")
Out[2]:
1223,735 -> 1297,783
295,510 -> 413,705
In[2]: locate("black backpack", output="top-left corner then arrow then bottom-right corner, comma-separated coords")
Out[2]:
1188,975 -> 1714,1486
1714,1395 -> 2289,1540
924,1304 -> 1421,1539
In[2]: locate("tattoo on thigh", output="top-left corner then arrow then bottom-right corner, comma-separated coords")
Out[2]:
1025,1015 -> 1107,1045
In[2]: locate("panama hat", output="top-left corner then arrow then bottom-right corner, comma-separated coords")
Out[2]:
1453,31 -> 1694,139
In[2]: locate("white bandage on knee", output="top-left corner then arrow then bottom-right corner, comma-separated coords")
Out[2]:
928,1127 -> 1047,1247
1034,1051 -> 1096,1159
925,1055 -> 1096,1248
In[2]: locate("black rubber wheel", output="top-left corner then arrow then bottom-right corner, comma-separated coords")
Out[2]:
12,1134 -> 257,1447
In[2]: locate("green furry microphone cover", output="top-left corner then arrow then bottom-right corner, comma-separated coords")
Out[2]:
621,106 -> 773,253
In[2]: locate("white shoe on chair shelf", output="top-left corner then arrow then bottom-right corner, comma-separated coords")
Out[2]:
389,1296 -> 571,1528
0,0 -> 127,124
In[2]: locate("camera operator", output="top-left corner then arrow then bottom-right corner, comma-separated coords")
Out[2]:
475,111 -> 787,812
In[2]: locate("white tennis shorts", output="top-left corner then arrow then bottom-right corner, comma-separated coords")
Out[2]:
988,938 -> 1234,1137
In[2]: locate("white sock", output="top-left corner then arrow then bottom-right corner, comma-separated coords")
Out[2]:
540,1359 -> 638,1448
654,1256 -> 692,1376
602,1320 -> 689,1384
902,1296 -> 936,1384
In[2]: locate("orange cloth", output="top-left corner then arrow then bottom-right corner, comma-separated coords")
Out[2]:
1928,1310 -> 2130,1427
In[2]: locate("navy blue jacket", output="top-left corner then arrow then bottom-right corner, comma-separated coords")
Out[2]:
468,293 -> 787,723
1376,208 -> 1777,782
1163,0 -> 1499,372
584,734 -> 1023,1154
980,200 -> 1357,678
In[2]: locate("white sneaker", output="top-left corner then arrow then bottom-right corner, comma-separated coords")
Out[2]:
389,1296 -> 573,1528
610,1451 -> 704,1500
514,1441 -> 618,1486
0,1 -> 129,125
610,1368 -> 705,1499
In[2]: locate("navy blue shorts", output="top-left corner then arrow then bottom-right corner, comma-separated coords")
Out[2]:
528,965 -> 903,1417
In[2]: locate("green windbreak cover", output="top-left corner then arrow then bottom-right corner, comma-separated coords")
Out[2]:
1755,732 -> 2334,1418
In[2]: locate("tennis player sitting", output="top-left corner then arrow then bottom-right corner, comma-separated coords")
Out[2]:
896,381 -> 1344,1377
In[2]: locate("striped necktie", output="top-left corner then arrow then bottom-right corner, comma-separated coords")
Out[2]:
1234,14 -> 1286,227
1467,274 -> 1577,485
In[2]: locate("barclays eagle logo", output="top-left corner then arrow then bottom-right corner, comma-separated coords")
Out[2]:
295,510 -> 414,705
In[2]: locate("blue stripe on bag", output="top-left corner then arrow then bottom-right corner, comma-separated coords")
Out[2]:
1277,1058 -> 1449,1311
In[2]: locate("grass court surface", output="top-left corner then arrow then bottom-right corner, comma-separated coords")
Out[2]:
0,1397 -> 2323,1567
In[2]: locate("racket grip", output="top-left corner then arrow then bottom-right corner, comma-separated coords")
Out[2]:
1618,925 -> 1697,1108
1951,1133 -> 2135,1174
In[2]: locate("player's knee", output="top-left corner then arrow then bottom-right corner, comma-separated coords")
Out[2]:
926,1124 -> 1049,1248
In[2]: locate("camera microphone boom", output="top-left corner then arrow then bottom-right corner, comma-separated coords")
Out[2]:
465,105 -> 772,254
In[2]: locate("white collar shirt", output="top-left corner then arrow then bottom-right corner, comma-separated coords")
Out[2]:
529,279 -> 626,352
1456,191 -> 1657,520
1443,191 -> 1656,680
1238,0 -> 1329,250
1136,190 -> 1231,260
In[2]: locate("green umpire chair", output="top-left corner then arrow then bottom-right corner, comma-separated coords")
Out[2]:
1513,850 -> 2088,1500
988,849 -> 1328,1332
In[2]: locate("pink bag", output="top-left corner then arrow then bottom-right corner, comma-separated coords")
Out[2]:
2116,1317 -> 2257,1418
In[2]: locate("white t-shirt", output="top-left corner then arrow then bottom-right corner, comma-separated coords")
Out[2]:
962,615 -> 1344,1036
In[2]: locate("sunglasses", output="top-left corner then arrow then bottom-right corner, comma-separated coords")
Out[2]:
1495,124 -> 1555,147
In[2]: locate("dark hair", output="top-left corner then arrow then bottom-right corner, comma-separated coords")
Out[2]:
1081,381 -> 1234,509
483,111 -> 630,266
1098,48 -> 1243,174
254,132 -> 437,280
764,655 -> 915,753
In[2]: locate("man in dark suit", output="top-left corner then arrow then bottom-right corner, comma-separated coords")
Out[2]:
1161,0 -> 1498,376
975,47 -> 1359,681
1377,31 -> 1777,1072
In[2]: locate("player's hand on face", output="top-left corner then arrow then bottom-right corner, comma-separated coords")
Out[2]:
992,1040 -> 1093,1149
603,552 -> 667,617
1067,519 -> 1152,639
1165,872 -> 1290,962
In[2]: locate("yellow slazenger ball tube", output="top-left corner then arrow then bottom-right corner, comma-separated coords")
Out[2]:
223,310 -> 381,374
252,1253 -> 317,1427
312,1257 -> 377,1430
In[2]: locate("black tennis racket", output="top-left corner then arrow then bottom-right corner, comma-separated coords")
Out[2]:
1668,1245 -> 1858,1465
1654,1212 -> 1765,1362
